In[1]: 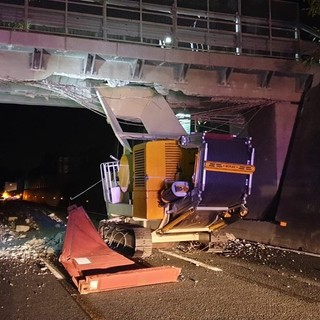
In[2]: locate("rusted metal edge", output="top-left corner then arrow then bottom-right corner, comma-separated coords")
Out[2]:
72,266 -> 181,294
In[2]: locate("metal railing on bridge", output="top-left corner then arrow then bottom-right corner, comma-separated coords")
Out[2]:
0,0 -> 318,60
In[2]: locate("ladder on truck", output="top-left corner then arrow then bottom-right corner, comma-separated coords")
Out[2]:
100,161 -> 121,204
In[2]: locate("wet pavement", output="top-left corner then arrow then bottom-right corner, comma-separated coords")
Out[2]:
1,201 -> 320,320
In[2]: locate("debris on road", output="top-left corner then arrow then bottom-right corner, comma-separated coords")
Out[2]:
0,232 -> 65,262
0,202 -> 66,264
222,238 -> 288,261
0,209 -> 40,244
15,224 -> 31,233
175,237 -> 293,272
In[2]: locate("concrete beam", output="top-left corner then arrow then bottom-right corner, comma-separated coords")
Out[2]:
0,30 -> 317,103
1,30 -> 317,75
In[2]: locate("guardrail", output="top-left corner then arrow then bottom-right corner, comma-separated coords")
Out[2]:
0,0 -> 316,60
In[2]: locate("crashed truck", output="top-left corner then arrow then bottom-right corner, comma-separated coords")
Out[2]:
60,86 -> 255,293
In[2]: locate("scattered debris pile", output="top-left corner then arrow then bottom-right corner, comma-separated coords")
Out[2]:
0,212 -> 39,243
0,232 -> 65,262
176,232 -> 237,254
176,237 -> 289,267
0,204 -> 66,262
222,238 -> 287,261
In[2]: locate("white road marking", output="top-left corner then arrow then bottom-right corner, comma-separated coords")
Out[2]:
266,245 -> 320,258
159,250 -> 223,272
40,258 -> 65,280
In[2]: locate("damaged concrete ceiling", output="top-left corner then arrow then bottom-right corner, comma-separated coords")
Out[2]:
0,29 -> 318,135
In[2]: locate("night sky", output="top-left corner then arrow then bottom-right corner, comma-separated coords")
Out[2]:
0,104 -> 118,189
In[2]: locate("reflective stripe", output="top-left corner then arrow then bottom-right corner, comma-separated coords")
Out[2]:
205,161 -> 255,174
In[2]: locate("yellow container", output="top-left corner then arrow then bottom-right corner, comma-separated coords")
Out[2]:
133,140 -> 181,220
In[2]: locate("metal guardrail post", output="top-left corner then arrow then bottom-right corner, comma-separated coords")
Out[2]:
24,0 -> 28,31
139,0 -> 142,43
294,27 -> 300,61
235,14 -> 241,55
65,0 -> 69,35
269,0 -> 273,56
206,0 -> 210,51
235,0 -> 242,55
103,0 -> 107,40
172,0 -> 177,48
295,2 -> 301,61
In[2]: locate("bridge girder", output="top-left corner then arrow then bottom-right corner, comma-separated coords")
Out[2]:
0,30 -> 318,111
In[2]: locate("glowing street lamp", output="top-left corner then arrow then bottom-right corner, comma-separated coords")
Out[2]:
164,35 -> 172,45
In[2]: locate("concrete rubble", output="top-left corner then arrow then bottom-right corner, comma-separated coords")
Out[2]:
0,232 -> 65,262
15,225 -> 30,232
222,238 -> 288,263
0,205 -> 66,262
0,212 -> 39,243
177,237 -> 291,271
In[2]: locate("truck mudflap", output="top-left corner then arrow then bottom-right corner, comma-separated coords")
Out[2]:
59,205 -> 181,294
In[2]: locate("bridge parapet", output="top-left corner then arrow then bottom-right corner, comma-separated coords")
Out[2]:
0,0 -> 317,60
0,0 -> 318,109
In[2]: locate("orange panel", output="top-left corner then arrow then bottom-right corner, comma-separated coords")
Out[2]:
60,205 -> 181,294
59,205 -> 134,278
76,266 -> 181,294
133,140 -> 181,220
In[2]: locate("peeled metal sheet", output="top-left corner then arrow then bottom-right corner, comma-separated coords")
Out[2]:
59,205 -> 134,278
96,86 -> 186,151
59,205 -> 181,294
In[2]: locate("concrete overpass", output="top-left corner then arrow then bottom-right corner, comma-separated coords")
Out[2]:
0,0 -> 318,109
1,0 -> 320,252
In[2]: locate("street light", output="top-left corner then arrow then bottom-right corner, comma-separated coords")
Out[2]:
164,35 -> 173,45
160,34 -> 174,48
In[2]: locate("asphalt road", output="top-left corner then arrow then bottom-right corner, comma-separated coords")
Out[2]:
1,201 -> 320,320
80,247 -> 320,320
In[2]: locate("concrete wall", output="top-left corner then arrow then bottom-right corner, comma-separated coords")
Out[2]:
246,102 -> 297,220
226,85 -> 320,254
276,82 -> 320,230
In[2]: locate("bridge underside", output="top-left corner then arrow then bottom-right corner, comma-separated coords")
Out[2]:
0,30 -> 319,223
0,30 -> 315,111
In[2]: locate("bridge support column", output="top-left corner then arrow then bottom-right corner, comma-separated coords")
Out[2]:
247,102 -> 297,220
274,102 -> 298,186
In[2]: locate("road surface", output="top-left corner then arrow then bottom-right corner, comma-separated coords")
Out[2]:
1,201 -> 320,320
